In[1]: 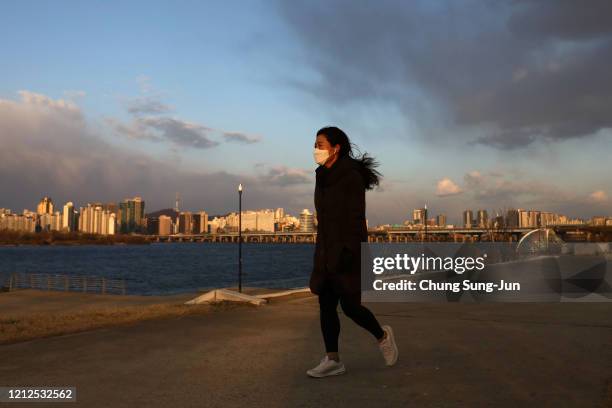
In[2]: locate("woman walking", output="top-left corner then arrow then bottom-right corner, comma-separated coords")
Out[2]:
307,126 -> 398,378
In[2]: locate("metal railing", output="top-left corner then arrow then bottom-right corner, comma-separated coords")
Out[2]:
3,272 -> 126,295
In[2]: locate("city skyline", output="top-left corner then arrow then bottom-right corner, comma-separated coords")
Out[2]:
1,195 -> 609,234
1,1 -> 611,225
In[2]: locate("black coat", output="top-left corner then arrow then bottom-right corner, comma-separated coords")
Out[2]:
309,155 -> 369,303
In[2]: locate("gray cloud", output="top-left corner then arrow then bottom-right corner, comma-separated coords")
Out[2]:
507,1 -> 612,41
109,118 -> 265,149
265,166 -> 311,187
105,118 -> 160,142
139,117 -> 219,149
277,0 -> 612,149
108,116 -> 219,149
223,131 -> 262,144
114,87 -> 262,149
126,96 -> 173,115
119,76 -> 261,148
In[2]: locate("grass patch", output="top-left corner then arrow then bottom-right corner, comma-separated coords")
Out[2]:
0,301 -> 251,345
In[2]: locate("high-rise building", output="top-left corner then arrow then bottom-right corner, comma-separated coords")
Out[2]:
494,214 -> 505,229
518,209 -> 529,228
274,208 -> 284,222
192,214 -> 200,234
477,210 -> 488,228
79,206 -> 88,232
39,213 -> 50,231
0,213 -> 36,232
506,209 -> 519,228
78,204 -> 116,235
95,206 -> 106,234
108,213 -> 116,235
241,211 -> 257,231
178,212 -> 194,234
37,196 -> 54,215
147,217 -> 159,235
436,214 -> 447,227
38,211 -> 61,232
528,211 -> 540,228
256,210 -> 275,232
62,202 -> 76,232
193,211 -> 209,234
463,210 -> 474,228
591,216 -> 606,226
53,211 -> 62,231
159,215 -> 173,235
413,208 -> 426,225
208,217 -> 226,234
119,197 -> 145,233
300,209 -> 315,232
226,209 -> 275,232
276,214 -> 300,232
540,212 -> 556,226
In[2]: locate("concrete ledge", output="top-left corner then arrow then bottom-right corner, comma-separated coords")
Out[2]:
185,289 -> 267,306
254,287 -> 311,299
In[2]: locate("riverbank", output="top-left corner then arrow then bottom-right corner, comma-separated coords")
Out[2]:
0,289 -> 232,344
0,287 -> 310,345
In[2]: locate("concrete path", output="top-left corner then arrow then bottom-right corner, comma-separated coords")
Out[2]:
1,296 -> 611,407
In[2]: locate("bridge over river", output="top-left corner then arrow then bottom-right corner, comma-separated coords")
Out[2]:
149,225 -> 611,243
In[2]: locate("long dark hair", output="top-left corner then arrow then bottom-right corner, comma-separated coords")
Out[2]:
316,126 -> 382,190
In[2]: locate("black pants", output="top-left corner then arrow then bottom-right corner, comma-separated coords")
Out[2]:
319,284 -> 385,353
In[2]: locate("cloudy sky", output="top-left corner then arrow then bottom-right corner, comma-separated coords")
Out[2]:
1,0 -> 610,225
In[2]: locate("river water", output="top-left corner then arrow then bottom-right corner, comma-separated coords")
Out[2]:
0,243 -> 314,295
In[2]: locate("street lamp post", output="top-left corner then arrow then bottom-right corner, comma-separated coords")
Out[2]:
238,183 -> 243,293
424,204 -> 428,242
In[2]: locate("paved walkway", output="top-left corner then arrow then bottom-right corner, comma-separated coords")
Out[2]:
1,295 -> 611,407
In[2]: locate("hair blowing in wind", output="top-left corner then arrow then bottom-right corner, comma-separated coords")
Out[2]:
316,126 -> 382,190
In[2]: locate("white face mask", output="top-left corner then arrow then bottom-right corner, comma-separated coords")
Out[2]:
313,148 -> 329,165
313,148 -> 331,165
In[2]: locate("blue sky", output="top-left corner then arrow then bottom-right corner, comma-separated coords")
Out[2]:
1,0 -> 611,224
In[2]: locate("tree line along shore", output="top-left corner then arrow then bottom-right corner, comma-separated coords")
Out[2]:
0,231 -> 149,246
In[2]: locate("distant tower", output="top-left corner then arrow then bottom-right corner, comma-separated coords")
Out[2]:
37,196 -> 54,215
300,209 -> 314,232
413,208 -> 426,225
463,210 -> 474,229
62,201 -> 75,231
118,197 -> 145,234
175,192 -> 180,212
477,210 -> 489,228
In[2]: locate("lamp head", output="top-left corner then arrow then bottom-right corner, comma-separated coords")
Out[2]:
238,183 -> 243,192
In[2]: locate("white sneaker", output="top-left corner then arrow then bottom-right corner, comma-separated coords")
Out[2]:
379,325 -> 399,366
306,355 -> 346,378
